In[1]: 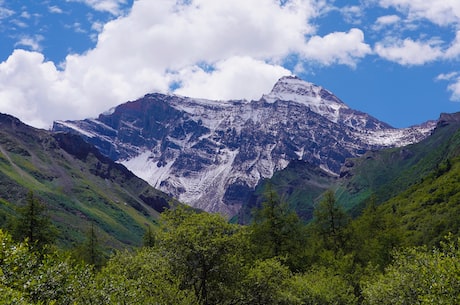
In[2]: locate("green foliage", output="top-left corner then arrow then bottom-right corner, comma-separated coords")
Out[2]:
241,258 -> 297,305
362,235 -> 460,304
11,191 -> 57,252
96,247 -> 197,304
0,229 -> 95,305
157,207 -> 248,305
72,222 -> 106,268
380,155 -> 460,247
250,185 -> 306,270
291,266 -> 358,305
350,197 -> 404,269
311,190 -> 350,255
142,224 -> 156,247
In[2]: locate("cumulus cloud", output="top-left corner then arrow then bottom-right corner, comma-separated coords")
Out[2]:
0,50 -> 76,128
174,56 -> 291,100
374,38 -> 443,65
3,0 -> 368,128
302,28 -> 372,67
378,0 -> 460,26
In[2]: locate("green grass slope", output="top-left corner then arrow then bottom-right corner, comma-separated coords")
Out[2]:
238,160 -> 337,223
336,112 -> 460,214
0,113 -> 177,249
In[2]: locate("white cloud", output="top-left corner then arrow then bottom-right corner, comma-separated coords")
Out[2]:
447,78 -> 460,101
0,50 -> 75,128
0,6 -> 14,19
373,14 -> 401,30
378,0 -> 460,26
20,11 -> 31,19
302,28 -> 372,67
174,56 -> 291,100
374,38 -> 443,65
445,31 -> 460,59
341,5 -> 363,24
0,0 -> 377,129
436,72 -> 460,101
70,0 -> 129,15
48,6 -> 64,14
436,72 -> 459,81
14,35 -> 44,52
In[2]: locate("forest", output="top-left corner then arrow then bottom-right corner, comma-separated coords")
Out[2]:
1,188 -> 459,305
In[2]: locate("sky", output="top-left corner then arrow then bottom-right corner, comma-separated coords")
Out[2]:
0,0 -> 459,129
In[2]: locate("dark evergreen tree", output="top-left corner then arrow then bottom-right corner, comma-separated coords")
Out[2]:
250,185 -> 306,270
142,224 -> 155,247
12,191 -> 56,251
311,190 -> 349,255
74,222 -> 105,269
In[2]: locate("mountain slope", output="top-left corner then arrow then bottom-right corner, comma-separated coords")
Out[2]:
53,76 -> 435,215
336,112 -> 460,214
0,113 -> 177,248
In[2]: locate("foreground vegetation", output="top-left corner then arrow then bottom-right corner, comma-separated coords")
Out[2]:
1,187 -> 460,305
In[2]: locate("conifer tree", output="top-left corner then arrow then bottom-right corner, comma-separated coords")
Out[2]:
312,190 -> 349,254
250,185 -> 306,270
143,224 -> 155,247
12,190 -> 56,251
75,222 -> 105,269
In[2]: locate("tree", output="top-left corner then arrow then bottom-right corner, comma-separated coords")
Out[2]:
362,235 -> 460,304
142,224 -> 155,247
74,222 -> 105,268
12,191 -> 56,251
241,258 -> 298,305
350,195 -> 403,269
291,266 -> 357,305
157,207 -> 247,305
311,190 -> 349,255
0,229 -> 95,305
96,247 -> 197,305
250,185 -> 306,270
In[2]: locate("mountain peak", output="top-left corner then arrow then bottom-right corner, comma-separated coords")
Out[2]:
262,75 -> 348,123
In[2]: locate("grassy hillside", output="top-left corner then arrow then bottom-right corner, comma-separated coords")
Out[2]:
336,113 -> 460,214
238,160 -> 337,223
0,113 -> 177,249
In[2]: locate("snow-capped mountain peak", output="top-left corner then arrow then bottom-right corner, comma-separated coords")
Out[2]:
263,75 -> 348,123
52,76 -> 436,216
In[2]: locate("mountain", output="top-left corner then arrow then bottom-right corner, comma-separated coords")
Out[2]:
336,112 -> 460,213
0,113 -> 177,248
53,76 -> 436,216
329,111 -> 460,246
244,111 -> 460,226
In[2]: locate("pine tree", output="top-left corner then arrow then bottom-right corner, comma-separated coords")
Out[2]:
74,222 -> 105,269
143,224 -> 155,247
250,185 -> 306,270
12,190 -> 56,251
312,190 -> 349,254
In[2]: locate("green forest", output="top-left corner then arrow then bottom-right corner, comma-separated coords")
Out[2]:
1,187 -> 460,305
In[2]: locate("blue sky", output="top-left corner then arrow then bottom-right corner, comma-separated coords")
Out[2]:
0,0 -> 459,128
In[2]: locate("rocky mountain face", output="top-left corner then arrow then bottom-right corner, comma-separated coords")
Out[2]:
53,76 -> 436,215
